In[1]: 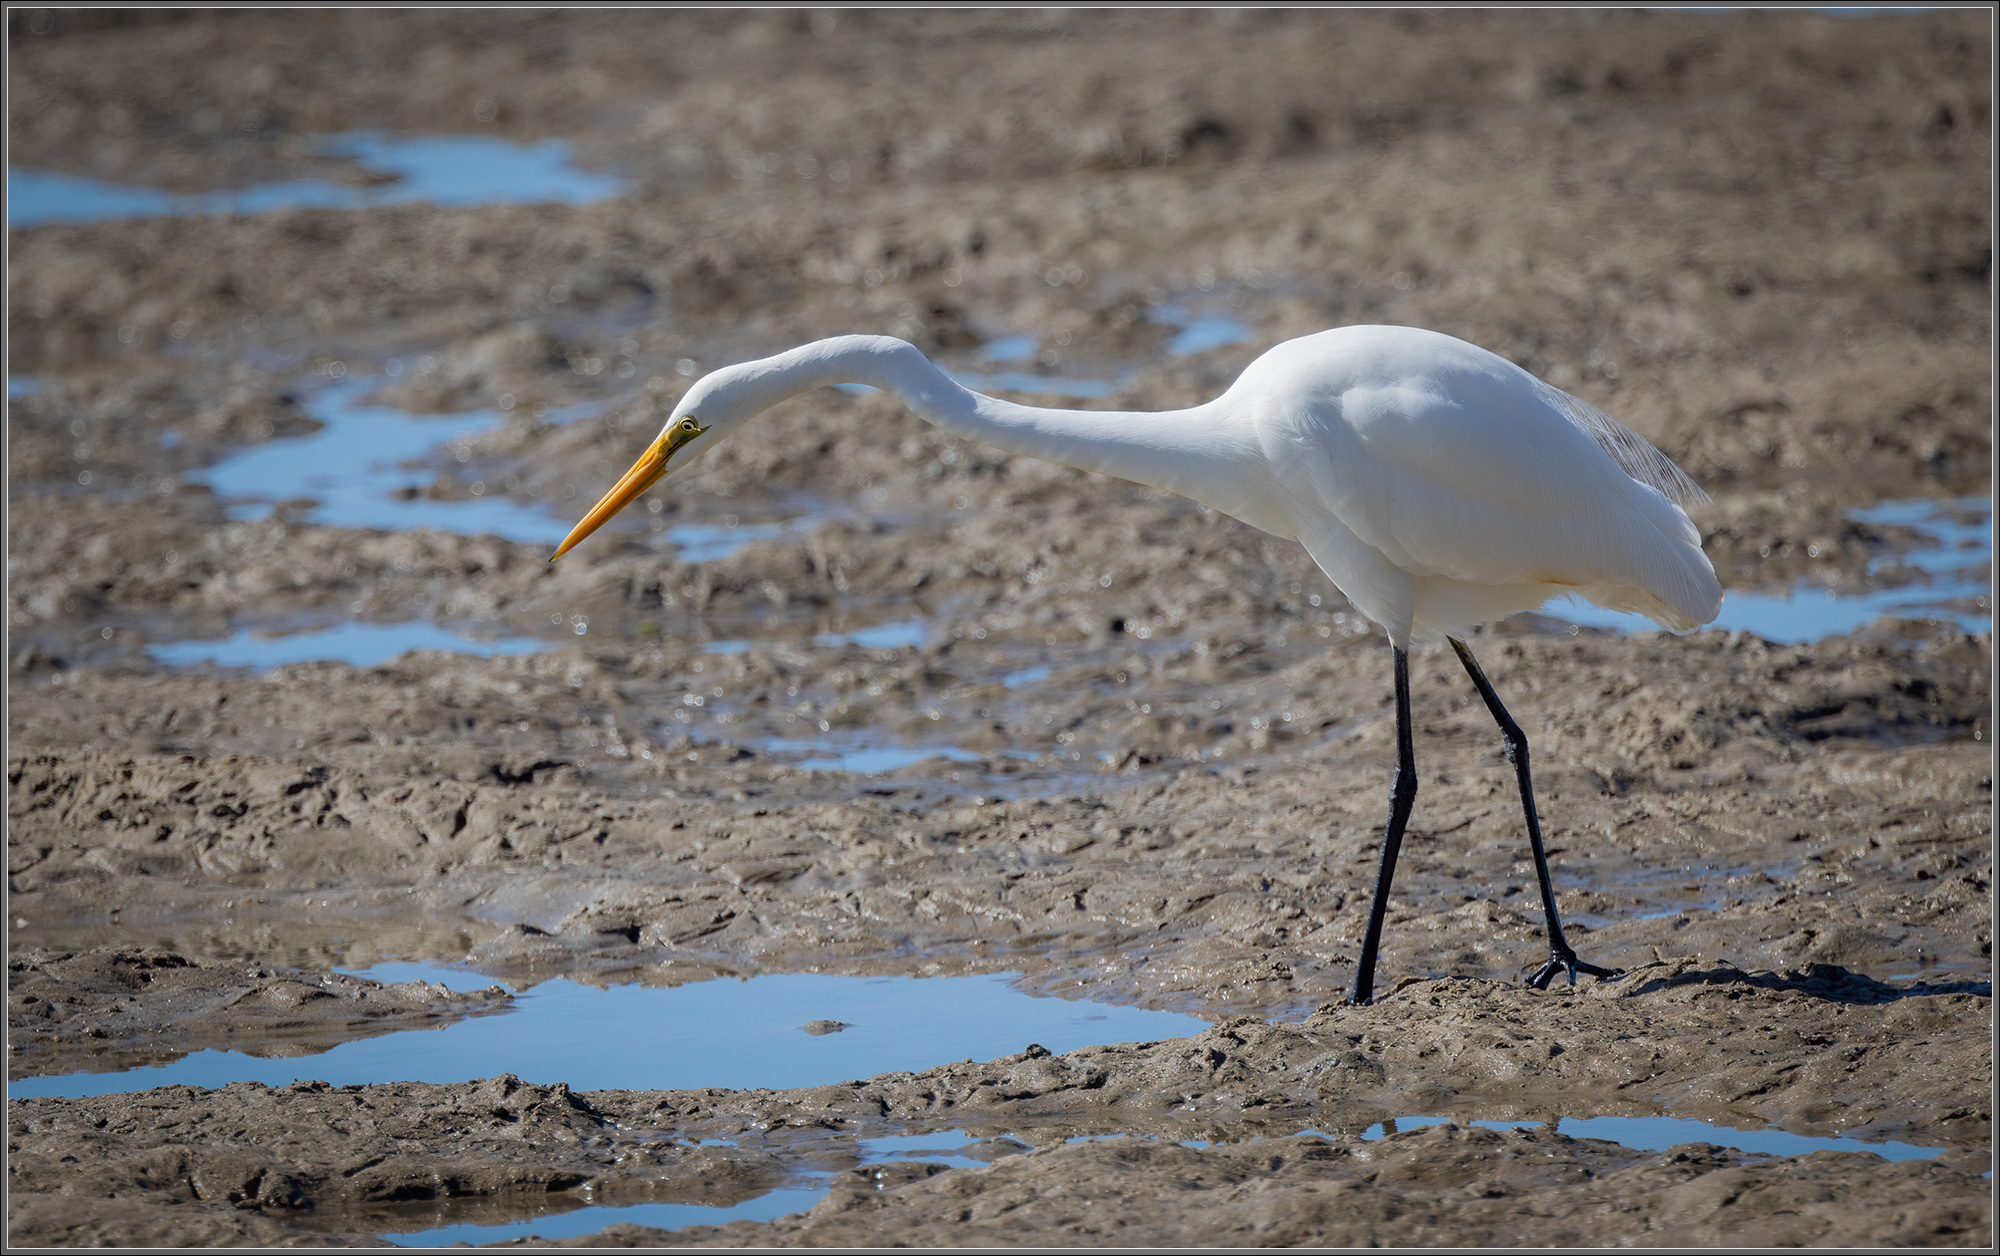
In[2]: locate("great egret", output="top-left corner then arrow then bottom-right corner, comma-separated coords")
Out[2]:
553,327 -> 1721,1004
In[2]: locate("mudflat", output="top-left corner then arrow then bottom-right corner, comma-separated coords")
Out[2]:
7,9 -> 1991,1247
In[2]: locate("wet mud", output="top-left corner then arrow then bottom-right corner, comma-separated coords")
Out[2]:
7,948 -> 510,1078
9,970 -> 1991,1246
7,8 -> 1992,1248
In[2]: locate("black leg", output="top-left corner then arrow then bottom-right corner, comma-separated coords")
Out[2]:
1448,637 -> 1619,990
1351,646 -> 1417,1006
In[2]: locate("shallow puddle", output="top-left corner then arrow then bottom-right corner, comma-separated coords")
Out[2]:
7,132 -> 627,228
1357,1113 -> 1944,1162
1161,309 -> 1255,356
813,619 -> 929,650
945,332 -> 1120,399
202,376 -> 575,544
310,131 -> 629,209
1000,664 -> 1053,688
1853,495 -> 1992,577
692,614 -> 927,658
1065,1113 -> 1947,1161
1547,496 -> 1992,641
382,1127 -> 1018,1245
781,741 -> 986,774
662,707 -> 1073,788
978,334 -> 1038,362
1047,1112 -> 1944,1163
945,368 -> 1120,400
666,512 -> 822,563
854,1127 -> 1000,1171
8,964 -> 1207,1100
926,305 -> 1255,403
383,1189 -> 831,1248
199,373 -> 830,565
377,1107 -> 1950,1246
148,620 -> 546,670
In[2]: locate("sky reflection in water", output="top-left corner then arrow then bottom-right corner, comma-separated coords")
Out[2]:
10,966 -> 1205,1099
7,132 -> 627,228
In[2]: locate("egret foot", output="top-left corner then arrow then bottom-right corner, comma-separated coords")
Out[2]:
1527,949 -> 1621,991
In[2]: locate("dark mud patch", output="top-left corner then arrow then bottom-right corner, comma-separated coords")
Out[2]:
8,949 -> 509,1079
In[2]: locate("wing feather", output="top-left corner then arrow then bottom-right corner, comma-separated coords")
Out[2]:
1534,381 -> 1709,509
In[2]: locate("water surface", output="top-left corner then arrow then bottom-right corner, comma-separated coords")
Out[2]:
8,132 -> 627,228
385,1189 -> 827,1247
385,1107 -> 1949,1245
1362,1112 -> 1943,1162
202,377 -> 571,543
667,508 -> 830,563
1163,311 -> 1254,356
1547,496 -> 1991,641
10,965 -> 1207,1099
149,621 -> 545,670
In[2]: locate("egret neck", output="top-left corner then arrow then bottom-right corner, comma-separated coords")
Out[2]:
713,336 -> 1274,532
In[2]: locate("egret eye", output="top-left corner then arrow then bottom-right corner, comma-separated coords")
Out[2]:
680,417 -> 699,433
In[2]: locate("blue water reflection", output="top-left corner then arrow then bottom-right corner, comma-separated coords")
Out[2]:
978,335 -> 1039,362
1546,496 -> 1991,641
696,620 -> 926,658
1851,496 -> 1991,575
949,304 -> 1248,400
1164,312 -> 1253,356
149,621 -> 546,671
201,377 -> 572,544
1362,1113 -> 1942,1162
9,966 -> 1206,1100
312,131 -> 627,208
9,171 -> 193,225
947,369 -> 1118,399
855,1128 -> 990,1171
387,1128 -> 1007,1245
382,1103 -> 1948,1246
385,1189 -> 828,1248
792,744 -> 983,773
8,132 -> 627,228
667,512 -> 830,563
814,620 -> 927,650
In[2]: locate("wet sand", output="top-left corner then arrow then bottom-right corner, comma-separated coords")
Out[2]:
7,9 -> 1992,1247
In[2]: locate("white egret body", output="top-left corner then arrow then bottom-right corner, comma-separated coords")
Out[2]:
555,327 -> 1721,1002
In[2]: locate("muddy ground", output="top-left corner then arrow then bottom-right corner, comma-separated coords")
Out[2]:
7,8 -> 1993,1248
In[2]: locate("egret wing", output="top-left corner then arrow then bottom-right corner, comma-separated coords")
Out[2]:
1285,368 -> 1718,635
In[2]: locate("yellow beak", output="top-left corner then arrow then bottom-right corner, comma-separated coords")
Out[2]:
549,424 -> 701,561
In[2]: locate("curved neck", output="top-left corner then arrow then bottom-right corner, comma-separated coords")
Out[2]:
735,335 -> 1265,521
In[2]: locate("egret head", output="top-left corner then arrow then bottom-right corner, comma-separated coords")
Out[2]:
548,361 -> 780,561
548,337 -> 914,560
548,409 -> 708,562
